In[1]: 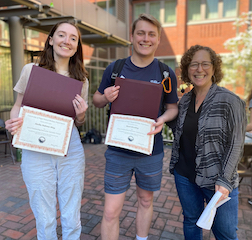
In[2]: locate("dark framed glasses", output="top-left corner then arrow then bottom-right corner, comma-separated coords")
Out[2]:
189,61 -> 212,70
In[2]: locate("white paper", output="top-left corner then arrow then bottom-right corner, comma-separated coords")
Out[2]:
12,106 -> 73,156
196,191 -> 231,230
105,114 -> 155,155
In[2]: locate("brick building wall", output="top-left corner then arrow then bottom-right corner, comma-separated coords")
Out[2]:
131,0 -> 251,97
132,0 -> 250,56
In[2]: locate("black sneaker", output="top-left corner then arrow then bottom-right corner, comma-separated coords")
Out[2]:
248,198 -> 252,205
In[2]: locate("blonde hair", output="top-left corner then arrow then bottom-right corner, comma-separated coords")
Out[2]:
132,13 -> 162,36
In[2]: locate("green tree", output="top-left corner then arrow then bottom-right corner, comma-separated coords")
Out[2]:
222,12 -> 252,98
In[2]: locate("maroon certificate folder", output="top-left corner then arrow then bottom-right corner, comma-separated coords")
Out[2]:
22,65 -> 83,118
110,77 -> 163,120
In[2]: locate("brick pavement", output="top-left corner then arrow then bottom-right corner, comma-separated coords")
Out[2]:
0,144 -> 252,240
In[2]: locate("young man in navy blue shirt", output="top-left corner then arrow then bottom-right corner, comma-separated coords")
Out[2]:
93,13 -> 178,240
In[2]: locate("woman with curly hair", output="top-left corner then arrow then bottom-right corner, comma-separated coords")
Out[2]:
170,45 -> 246,239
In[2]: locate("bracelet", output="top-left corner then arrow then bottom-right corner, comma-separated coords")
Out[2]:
75,118 -> 85,124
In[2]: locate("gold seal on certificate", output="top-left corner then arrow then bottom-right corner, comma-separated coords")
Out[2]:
12,106 -> 73,156
105,114 -> 155,155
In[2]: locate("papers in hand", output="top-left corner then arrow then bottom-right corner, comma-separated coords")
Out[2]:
105,114 -> 155,155
196,191 -> 231,230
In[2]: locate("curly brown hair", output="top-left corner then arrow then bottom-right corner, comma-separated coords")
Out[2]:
180,45 -> 223,84
38,20 -> 88,82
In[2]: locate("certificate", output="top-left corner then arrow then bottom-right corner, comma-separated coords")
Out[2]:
105,114 -> 155,155
12,106 -> 73,156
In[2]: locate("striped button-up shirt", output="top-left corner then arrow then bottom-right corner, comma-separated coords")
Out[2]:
170,84 -> 246,192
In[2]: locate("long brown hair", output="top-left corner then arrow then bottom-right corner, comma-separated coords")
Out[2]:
38,20 -> 88,81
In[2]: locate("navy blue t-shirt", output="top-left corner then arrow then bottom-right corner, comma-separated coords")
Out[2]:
98,57 -> 178,155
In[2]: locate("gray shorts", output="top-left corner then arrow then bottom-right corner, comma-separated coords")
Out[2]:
104,148 -> 164,194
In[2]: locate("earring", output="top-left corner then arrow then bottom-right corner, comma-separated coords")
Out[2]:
181,88 -> 185,93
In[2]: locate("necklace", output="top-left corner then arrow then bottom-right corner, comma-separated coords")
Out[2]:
58,70 -> 69,76
195,93 -> 207,105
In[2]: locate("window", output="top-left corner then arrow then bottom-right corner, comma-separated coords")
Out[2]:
188,0 -> 237,22
160,59 -> 176,71
206,0 -> 218,19
149,2 -> 161,22
26,29 -> 39,39
96,0 -> 115,16
0,47 -> 14,110
96,1 -> 106,10
133,1 -> 176,24
188,0 -> 201,21
223,0 -> 237,17
0,21 -> 9,47
108,0 -> 115,15
134,4 -> 145,19
164,0 -> 176,23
